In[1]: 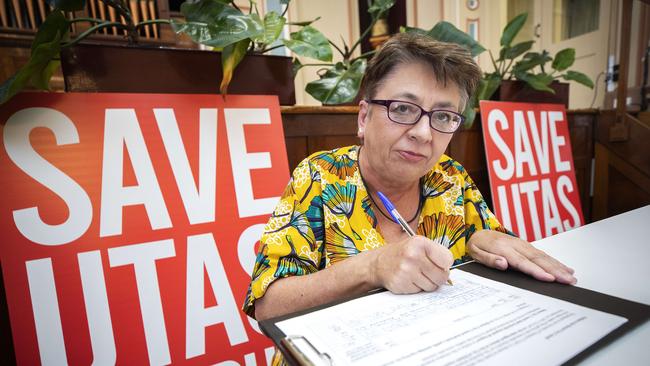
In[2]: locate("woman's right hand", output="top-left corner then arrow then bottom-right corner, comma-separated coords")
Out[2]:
370,235 -> 454,294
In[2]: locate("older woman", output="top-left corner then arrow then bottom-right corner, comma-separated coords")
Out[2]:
243,32 -> 576,363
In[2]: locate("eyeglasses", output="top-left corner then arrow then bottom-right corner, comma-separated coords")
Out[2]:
367,99 -> 464,134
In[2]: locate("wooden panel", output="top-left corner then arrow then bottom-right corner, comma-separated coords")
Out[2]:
593,142 -> 650,220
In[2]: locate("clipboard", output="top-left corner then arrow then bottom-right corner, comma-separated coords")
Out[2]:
259,262 -> 650,366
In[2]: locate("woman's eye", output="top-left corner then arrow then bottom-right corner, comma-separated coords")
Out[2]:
433,112 -> 451,122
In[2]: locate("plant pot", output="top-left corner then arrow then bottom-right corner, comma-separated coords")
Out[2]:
495,80 -> 569,107
60,43 -> 296,105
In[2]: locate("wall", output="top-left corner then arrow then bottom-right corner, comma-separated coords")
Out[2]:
287,0 -> 643,109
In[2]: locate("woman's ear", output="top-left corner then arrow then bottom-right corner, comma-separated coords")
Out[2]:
358,100 -> 369,139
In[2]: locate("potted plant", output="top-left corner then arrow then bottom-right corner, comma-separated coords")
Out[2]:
0,0 -> 331,105
476,13 -> 594,105
404,13 -> 594,124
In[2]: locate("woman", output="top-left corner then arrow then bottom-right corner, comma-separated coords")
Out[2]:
243,32 -> 576,365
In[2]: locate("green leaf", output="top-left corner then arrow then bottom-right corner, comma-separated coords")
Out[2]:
552,48 -> 575,71
477,73 -> 501,101
368,0 -> 395,19
172,15 -> 263,48
47,0 -> 85,11
1,29 -> 64,104
174,0 -> 264,47
425,21 -> 486,57
283,25 -> 332,62
220,39 -> 251,95
180,0 -> 241,23
512,51 -> 552,73
255,11 -> 285,45
504,40 -> 534,59
563,70 -> 594,88
32,10 -> 69,53
501,13 -> 527,47
516,72 -> 554,93
306,59 -> 366,104
30,60 -> 61,90
292,58 -> 303,76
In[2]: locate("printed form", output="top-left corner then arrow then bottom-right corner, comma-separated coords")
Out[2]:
276,270 -> 626,366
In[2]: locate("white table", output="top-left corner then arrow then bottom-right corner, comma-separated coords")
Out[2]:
534,205 -> 650,365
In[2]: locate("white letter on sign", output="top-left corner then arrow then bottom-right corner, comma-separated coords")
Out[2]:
154,108 -> 217,224
78,250 -> 116,365
186,233 -> 247,359
26,258 -> 67,365
4,108 -> 92,245
487,109 -> 515,180
108,239 -> 175,366
100,109 -> 171,237
225,109 -> 279,218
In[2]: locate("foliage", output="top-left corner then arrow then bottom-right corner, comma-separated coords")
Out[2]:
404,13 -> 594,125
172,0 -> 332,96
0,0 -> 171,104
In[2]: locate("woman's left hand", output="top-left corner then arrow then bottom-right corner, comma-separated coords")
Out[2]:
467,230 -> 577,285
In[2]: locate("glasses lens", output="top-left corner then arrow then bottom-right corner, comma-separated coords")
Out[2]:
388,101 -> 421,124
431,111 -> 462,132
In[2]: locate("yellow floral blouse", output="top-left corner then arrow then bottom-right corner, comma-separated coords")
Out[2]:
243,145 -> 508,365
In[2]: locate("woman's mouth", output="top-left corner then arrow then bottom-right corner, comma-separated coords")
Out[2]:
398,150 -> 426,162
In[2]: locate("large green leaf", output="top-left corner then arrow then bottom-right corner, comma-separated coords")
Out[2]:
253,11 -> 286,46
32,10 -> 69,53
180,0 -> 240,23
220,38 -> 251,95
174,0 -> 263,47
504,40 -> 534,60
425,21 -> 486,57
368,0 -> 395,18
172,16 -> 263,48
563,70 -> 594,88
552,48 -> 575,71
516,72 -> 554,93
476,73 -> 502,101
306,59 -> 366,104
1,29 -> 64,104
501,13 -> 527,47
47,0 -> 85,11
512,51 -> 552,73
283,25 -> 332,62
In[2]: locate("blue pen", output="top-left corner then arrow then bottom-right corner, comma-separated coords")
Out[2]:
377,191 -> 453,285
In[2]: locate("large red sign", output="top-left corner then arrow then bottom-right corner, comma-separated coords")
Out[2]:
0,93 -> 289,365
479,101 -> 584,241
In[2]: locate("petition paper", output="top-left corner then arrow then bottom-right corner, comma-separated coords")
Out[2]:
276,270 -> 627,366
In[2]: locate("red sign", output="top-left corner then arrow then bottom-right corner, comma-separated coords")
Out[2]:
0,93 -> 289,365
479,101 -> 584,241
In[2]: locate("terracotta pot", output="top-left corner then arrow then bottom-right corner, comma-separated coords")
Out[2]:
495,80 -> 569,107
60,43 -> 296,105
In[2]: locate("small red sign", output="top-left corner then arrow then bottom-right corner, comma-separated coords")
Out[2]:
0,92 -> 288,365
479,101 -> 584,241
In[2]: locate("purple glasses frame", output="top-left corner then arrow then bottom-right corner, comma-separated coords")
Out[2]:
366,99 -> 464,134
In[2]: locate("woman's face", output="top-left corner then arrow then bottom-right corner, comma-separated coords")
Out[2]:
358,61 -> 462,186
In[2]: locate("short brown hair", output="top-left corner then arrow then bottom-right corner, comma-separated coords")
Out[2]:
360,32 -> 482,111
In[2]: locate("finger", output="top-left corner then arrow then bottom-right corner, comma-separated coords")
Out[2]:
518,247 -> 577,284
419,257 -> 450,287
413,271 -> 439,292
505,249 -> 555,282
422,239 -> 454,269
468,244 -> 508,270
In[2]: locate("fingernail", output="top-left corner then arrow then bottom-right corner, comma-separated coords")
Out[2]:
495,258 -> 506,269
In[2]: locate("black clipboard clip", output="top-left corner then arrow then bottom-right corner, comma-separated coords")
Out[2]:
280,335 -> 333,366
